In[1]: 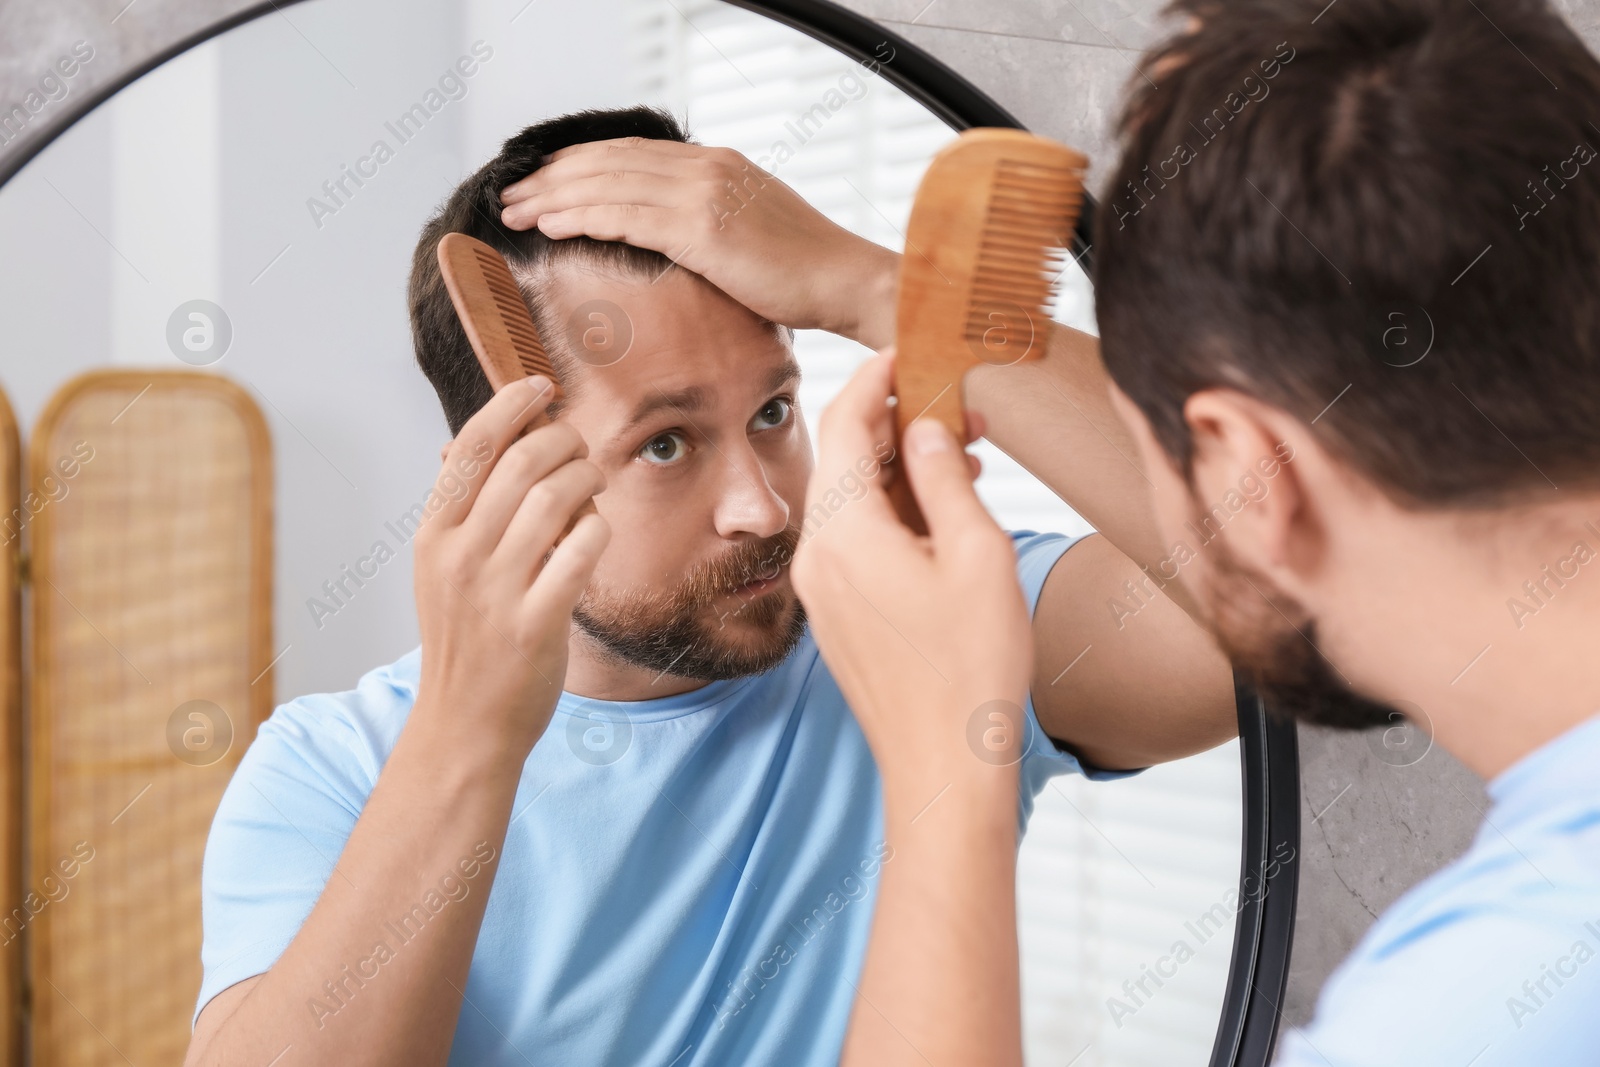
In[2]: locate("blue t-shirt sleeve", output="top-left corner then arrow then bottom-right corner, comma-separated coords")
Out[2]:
1009,529 -> 1142,818
191,695 -> 376,1029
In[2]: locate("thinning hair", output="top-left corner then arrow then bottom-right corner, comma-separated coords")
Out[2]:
408,106 -> 690,435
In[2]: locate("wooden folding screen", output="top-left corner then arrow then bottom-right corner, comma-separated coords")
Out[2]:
27,371 -> 272,1066
0,387 -> 21,1067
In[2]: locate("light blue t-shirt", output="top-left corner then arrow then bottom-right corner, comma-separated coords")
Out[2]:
1276,712 -> 1600,1066
194,529 -> 1118,1065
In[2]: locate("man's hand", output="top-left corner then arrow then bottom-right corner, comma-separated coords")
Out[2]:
790,352 -> 1027,803
412,376 -> 610,757
497,137 -> 900,349
794,352 -> 1032,1067
187,379 -> 608,1067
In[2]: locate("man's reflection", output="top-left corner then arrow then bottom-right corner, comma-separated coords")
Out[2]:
184,106 -> 1236,1067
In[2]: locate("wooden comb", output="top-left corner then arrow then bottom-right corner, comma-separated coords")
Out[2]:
889,129 -> 1087,534
436,231 -> 596,535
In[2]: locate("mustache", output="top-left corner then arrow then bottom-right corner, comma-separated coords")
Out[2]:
679,527 -> 801,605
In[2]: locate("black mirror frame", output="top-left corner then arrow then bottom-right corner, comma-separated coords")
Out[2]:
0,2 -> 1301,1062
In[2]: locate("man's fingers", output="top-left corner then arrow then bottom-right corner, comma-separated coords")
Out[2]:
531,204 -> 690,260
965,408 -> 987,444
805,352 -> 902,536
816,352 -> 896,470
492,456 -> 607,584
499,169 -> 685,229
795,350 -> 919,604
456,420 -> 589,559
433,377 -> 559,528
900,418 -> 998,549
526,509 -> 611,619
544,137 -> 710,171
499,139 -> 702,205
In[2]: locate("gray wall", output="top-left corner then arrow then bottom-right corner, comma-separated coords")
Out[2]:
0,0 -> 1581,1034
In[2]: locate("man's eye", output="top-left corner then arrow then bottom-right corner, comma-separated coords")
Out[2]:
752,397 -> 793,431
640,431 -> 688,464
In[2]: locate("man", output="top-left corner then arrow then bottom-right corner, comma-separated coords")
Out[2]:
785,0 -> 1600,1063
184,107 -> 1234,1066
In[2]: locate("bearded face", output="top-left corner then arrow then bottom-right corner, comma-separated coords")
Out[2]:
574,526 -> 806,681
1198,497 -> 1397,730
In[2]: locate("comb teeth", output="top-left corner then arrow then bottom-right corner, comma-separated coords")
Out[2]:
887,128 -> 1089,534
964,158 -> 1083,346
436,231 -> 599,538
472,246 -> 556,381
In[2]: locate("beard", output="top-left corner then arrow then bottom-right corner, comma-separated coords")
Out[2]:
573,527 -> 807,682
1201,511 -> 1398,731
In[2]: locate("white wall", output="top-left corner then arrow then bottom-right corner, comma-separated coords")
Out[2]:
0,0 -> 655,702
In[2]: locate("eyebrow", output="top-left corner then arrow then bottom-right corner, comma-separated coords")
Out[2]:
609,355 -> 803,449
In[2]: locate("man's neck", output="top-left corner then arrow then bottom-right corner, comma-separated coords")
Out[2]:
560,624 -> 708,703
1423,600 -> 1600,781
1335,515 -> 1600,782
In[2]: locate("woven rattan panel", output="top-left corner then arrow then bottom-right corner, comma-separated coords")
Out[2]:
28,371 -> 271,1066
0,386 -> 21,1067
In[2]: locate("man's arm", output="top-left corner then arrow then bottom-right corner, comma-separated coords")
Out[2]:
965,323 -> 1238,770
186,379 -> 609,1066
500,140 -> 1235,768
791,354 -> 1031,1067
869,269 -> 1236,769
187,711 -> 531,1065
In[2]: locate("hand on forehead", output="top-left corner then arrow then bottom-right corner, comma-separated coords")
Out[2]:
534,263 -> 798,452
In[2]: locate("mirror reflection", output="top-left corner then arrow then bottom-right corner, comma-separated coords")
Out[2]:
0,1 -> 1242,1064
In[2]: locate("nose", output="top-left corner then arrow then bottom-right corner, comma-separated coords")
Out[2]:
711,440 -> 790,541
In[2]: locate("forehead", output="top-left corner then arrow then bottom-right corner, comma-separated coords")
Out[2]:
540,264 -> 797,428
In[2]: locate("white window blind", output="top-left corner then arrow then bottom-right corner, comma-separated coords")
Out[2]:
627,5 -> 1243,1063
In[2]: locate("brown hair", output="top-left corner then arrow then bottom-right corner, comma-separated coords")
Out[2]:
1096,0 -> 1600,507
408,106 -> 689,435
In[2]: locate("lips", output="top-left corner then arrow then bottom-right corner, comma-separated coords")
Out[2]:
730,562 -> 786,597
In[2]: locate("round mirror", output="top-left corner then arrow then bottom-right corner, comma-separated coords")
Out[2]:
0,2 -> 1295,1064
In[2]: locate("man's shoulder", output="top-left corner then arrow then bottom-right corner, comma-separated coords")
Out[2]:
1003,526 -> 1091,568
246,646 -> 423,789
1003,527 -> 1082,551
268,645 -> 421,729
1001,527 -> 1094,618
1283,819 -> 1600,1066
1364,794 -> 1600,962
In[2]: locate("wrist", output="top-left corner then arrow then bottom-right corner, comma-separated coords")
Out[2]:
834,244 -> 900,350
405,688 -> 541,786
880,758 -> 1019,830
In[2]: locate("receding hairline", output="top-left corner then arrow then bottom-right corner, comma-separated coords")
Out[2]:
521,248 -> 796,349
509,247 -> 797,423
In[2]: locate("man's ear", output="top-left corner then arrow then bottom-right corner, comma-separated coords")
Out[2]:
1182,388 -> 1325,587
440,439 -> 453,465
